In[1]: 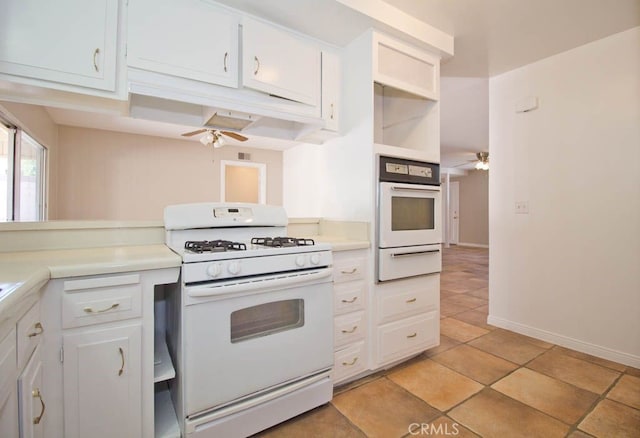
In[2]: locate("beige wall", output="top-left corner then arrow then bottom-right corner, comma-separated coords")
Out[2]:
56,126 -> 283,220
489,27 -> 640,365
0,101 -> 60,218
452,169 -> 489,246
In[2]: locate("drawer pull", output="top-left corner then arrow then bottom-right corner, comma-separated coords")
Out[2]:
83,303 -> 119,314
341,268 -> 357,275
118,347 -> 125,376
254,56 -> 260,75
341,326 -> 358,334
93,48 -> 100,72
407,332 -> 417,338
406,298 -> 417,303
28,322 -> 44,338
341,297 -> 358,304
223,52 -> 229,72
32,388 -> 45,424
342,357 -> 358,366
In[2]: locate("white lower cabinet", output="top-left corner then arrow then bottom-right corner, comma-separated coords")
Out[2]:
63,324 -> 142,438
372,274 -> 440,368
332,250 -> 369,385
0,328 -> 18,438
18,345 -> 44,438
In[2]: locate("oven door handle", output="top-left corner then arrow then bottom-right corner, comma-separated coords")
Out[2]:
390,186 -> 440,193
391,249 -> 440,258
186,267 -> 333,298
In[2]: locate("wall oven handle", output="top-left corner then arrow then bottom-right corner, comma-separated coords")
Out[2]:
390,186 -> 440,193
186,267 -> 333,298
391,249 -> 440,258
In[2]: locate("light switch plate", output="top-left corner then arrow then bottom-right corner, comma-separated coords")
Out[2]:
515,201 -> 529,214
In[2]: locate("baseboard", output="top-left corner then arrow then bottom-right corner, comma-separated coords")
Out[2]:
487,315 -> 640,368
456,242 -> 489,249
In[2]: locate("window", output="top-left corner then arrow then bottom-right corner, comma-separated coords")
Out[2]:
0,119 -> 47,221
220,160 -> 267,204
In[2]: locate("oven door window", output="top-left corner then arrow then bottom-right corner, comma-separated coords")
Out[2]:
392,196 -> 435,231
230,299 -> 304,343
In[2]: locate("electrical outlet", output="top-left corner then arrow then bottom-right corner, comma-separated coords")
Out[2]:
515,201 -> 529,214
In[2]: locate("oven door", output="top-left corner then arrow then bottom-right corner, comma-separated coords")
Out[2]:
182,268 -> 333,417
379,182 -> 441,248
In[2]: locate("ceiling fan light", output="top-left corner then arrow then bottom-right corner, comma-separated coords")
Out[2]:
200,131 -> 215,146
475,161 -> 484,170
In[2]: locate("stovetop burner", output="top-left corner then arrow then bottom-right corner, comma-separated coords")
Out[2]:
184,240 -> 247,253
251,237 -> 316,248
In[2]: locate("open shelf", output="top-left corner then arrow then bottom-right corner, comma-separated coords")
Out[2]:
154,384 -> 180,438
154,332 -> 175,383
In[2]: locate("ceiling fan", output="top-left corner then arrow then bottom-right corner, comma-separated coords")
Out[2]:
181,128 -> 248,148
453,151 -> 490,170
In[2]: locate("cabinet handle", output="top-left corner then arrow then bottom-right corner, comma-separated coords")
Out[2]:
341,297 -> 358,304
254,56 -> 260,75
93,48 -> 100,72
223,52 -> 228,73
407,332 -> 417,338
83,303 -> 119,314
342,357 -> 358,366
330,103 -> 334,120
341,325 -> 358,334
406,298 -> 417,303
340,268 -> 357,275
32,388 -> 45,425
118,347 -> 125,376
28,322 -> 44,338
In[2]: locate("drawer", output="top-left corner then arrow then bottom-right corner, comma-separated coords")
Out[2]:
333,257 -> 366,284
334,280 -> 365,315
334,311 -> 366,348
62,274 -> 142,329
378,245 -> 441,282
16,303 -> 42,370
333,341 -> 367,384
0,328 -> 16,395
376,312 -> 439,366
377,274 -> 439,324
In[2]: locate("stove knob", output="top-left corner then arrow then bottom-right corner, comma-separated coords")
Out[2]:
206,263 -> 222,278
295,255 -> 306,267
228,261 -> 241,275
310,254 -> 320,265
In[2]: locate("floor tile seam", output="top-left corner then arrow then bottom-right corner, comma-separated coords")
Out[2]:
598,371 -> 640,411
326,401 -> 370,438
380,375 -> 445,422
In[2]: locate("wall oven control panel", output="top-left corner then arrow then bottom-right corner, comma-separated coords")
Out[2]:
379,156 -> 440,186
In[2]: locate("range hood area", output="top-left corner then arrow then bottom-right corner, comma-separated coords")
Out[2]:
127,68 -> 324,144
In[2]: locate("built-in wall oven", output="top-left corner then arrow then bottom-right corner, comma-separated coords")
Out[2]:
377,156 -> 442,282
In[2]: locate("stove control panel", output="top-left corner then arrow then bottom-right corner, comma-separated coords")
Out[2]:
182,250 -> 333,284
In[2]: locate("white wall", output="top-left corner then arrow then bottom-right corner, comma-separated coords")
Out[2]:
489,27 -> 640,366
57,126 -> 283,220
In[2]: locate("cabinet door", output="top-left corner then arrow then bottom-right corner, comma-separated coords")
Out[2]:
242,17 -> 320,107
18,346 -> 44,438
0,0 -> 119,91
63,324 -> 141,438
321,51 -> 340,132
127,0 -> 238,87
0,328 -> 18,438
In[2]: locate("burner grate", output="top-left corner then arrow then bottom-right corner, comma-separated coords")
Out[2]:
184,240 -> 247,253
251,237 -> 315,248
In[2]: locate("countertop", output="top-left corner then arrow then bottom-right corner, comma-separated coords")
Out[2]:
310,236 -> 370,252
0,244 -> 181,337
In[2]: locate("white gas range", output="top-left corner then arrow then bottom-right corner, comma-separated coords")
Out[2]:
163,203 -> 334,438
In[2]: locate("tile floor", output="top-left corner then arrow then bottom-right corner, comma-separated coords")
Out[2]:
256,246 -> 640,437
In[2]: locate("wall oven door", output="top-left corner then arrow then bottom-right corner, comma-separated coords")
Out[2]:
379,182 -> 442,248
182,267 -> 333,418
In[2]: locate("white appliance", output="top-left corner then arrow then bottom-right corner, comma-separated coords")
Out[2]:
377,156 -> 442,282
164,203 -> 334,438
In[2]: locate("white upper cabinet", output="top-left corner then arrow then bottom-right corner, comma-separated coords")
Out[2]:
321,50 -> 341,132
0,0 -> 119,91
242,17 -> 320,107
373,33 -> 440,101
127,0 -> 239,88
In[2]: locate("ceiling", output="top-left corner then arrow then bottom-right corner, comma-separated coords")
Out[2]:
384,0 -> 640,77
43,0 -> 640,165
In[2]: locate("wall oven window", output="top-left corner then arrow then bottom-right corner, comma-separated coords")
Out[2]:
231,299 -> 304,343
391,196 -> 435,231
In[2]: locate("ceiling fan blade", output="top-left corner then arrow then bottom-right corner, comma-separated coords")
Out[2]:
182,128 -> 208,137
220,131 -> 248,142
